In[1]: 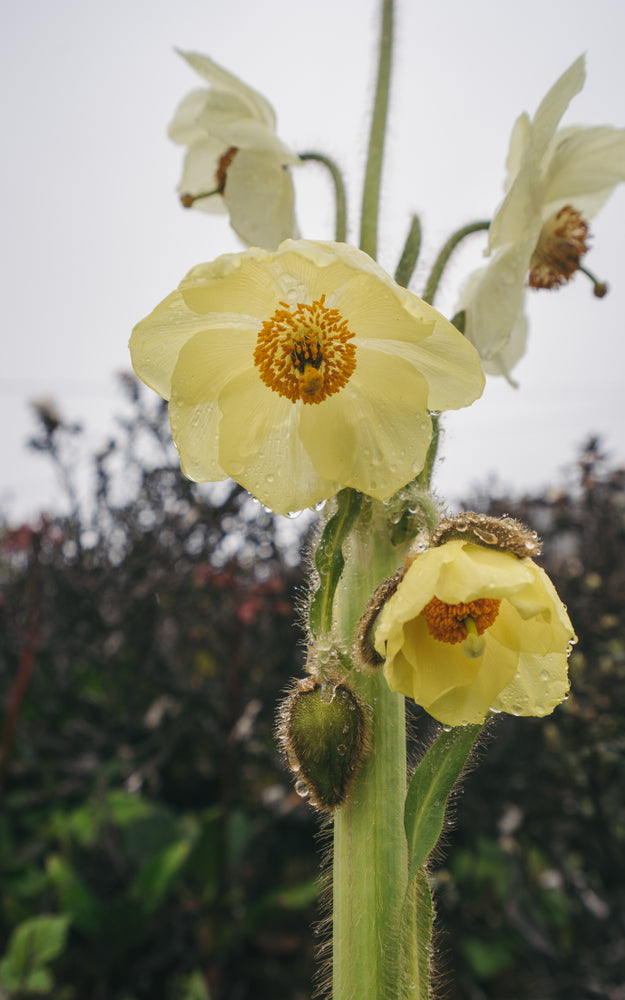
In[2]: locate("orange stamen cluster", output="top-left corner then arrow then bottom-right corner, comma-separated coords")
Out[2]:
421,596 -> 501,644
253,294 -> 357,404
529,205 -> 589,289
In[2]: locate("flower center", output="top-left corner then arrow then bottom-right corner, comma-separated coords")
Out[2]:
253,294 -> 357,404
528,205 -> 589,289
421,596 -> 501,645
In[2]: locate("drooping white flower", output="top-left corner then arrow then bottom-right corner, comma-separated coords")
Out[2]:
459,56 -> 625,381
169,51 -> 300,249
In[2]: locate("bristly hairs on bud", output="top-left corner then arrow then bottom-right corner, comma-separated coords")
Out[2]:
354,568 -> 404,672
432,511 -> 542,558
276,674 -> 370,813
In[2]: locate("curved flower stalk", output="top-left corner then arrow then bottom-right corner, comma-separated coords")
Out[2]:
169,51 -> 300,249
459,55 -> 625,380
373,514 -> 576,726
129,239 -> 484,515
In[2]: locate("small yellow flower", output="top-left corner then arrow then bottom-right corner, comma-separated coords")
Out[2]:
169,51 -> 300,249
129,240 -> 484,515
374,534 -> 575,726
459,55 -> 625,380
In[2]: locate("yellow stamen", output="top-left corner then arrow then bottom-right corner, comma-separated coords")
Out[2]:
421,596 -> 501,645
529,205 -> 589,289
253,294 -> 357,404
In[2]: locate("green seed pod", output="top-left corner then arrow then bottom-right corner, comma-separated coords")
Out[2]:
278,679 -> 370,812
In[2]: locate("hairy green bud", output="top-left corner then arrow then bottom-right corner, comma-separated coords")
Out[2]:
277,678 -> 370,812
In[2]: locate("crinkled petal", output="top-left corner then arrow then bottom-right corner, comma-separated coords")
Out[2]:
217,368 -> 339,513
543,126 -> 625,217
225,150 -> 297,249
298,345 -> 432,499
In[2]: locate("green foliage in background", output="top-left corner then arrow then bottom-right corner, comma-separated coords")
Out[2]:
1,389 -> 624,999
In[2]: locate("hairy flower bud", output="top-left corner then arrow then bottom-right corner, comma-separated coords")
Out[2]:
277,678 -> 370,812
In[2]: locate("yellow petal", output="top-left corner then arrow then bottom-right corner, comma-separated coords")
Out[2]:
216,368 -> 339,514
167,327 -> 258,482
129,292 -> 249,399
298,345 -> 431,500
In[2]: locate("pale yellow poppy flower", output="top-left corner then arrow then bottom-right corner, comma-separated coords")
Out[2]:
374,538 -> 575,726
169,51 -> 300,249
129,240 -> 485,515
459,55 -> 625,381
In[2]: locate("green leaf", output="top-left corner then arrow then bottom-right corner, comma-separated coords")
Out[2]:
400,868 -> 433,1000
180,970 -> 211,1000
0,914 -> 70,991
309,488 -> 363,637
405,724 -> 482,882
46,855 -> 103,936
132,838 -> 193,913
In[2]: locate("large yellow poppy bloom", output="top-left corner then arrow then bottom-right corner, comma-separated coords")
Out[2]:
130,240 -> 484,515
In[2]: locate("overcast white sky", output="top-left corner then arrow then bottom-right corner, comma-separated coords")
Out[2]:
2,0 -> 625,522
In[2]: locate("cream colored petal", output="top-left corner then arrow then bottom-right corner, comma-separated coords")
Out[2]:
170,325 -> 257,402
178,241 -> 377,319
298,345 -> 432,501
177,138 -> 228,212
199,112 -> 299,161
129,292 -> 252,399
460,242 -> 533,363
168,89 -> 211,145
530,55 -> 585,164
489,57 -> 585,250
169,397 -> 225,484
332,272 -> 439,340
424,641 -> 520,725
167,328 -> 258,483
179,251 -> 284,318
176,50 -> 277,128
382,608 -> 520,726
395,320 -> 485,411
543,126 -> 625,217
434,544 -> 536,604
385,615 -> 482,703
491,649 -> 570,717
225,151 -> 297,249
502,112 -> 530,192
480,311 -> 527,385
216,368 -> 339,513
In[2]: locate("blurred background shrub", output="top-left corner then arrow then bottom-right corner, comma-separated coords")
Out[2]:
1,385 -> 623,1000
